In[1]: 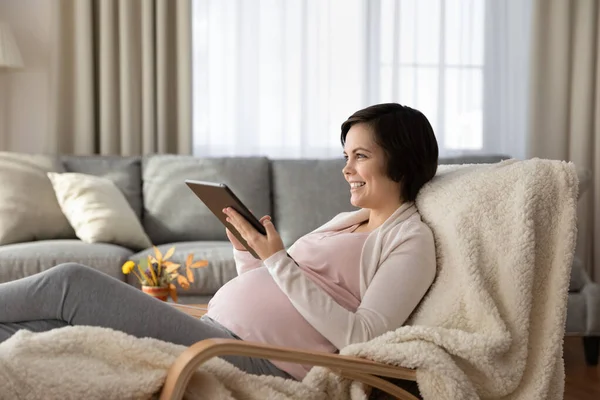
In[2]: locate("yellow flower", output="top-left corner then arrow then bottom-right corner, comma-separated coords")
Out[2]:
121,261 -> 136,275
127,246 -> 209,302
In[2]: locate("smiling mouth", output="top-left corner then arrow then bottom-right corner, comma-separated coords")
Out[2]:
350,182 -> 366,190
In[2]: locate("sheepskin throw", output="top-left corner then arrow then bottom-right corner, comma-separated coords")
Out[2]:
0,158 -> 578,400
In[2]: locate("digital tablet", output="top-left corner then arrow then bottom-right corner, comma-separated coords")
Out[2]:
185,180 -> 266,259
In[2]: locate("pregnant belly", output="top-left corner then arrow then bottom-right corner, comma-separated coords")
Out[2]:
206,267 -> 337,380
206,267 -> 335,351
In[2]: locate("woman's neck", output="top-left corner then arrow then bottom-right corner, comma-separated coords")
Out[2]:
364,201 -> 405,232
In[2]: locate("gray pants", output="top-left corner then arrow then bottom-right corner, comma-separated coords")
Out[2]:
0,263 -> 293,379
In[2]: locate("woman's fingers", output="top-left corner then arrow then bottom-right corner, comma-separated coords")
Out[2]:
262,218 -> 277,235
225,208 -> 270,228
223,207 -> 283,260
223,208 -> 251,235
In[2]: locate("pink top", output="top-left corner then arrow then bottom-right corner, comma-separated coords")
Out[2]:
207,203 -> 437,381
206,223 -> 369,379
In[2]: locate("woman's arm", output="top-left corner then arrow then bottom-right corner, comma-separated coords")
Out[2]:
264,222 -> 436,350
233,249 -> 263,275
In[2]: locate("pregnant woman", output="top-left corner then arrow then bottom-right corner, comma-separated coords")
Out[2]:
0,103 -> 439,382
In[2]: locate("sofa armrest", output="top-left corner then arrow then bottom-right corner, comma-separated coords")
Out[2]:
583,281 -> 600,335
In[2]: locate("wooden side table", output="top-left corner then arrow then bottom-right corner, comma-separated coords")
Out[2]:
170,303 -> 208,318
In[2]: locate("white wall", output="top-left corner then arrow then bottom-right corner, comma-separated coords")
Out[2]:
0,0 -> 54,153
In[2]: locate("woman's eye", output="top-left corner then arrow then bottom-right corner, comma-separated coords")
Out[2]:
356,153 -> 366,159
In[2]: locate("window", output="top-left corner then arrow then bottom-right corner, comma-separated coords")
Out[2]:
375,0 -> 484,152
192,0 -> 530,159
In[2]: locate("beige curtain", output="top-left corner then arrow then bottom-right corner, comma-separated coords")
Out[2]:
528,0 -> 600,281
48,0 -> 192,155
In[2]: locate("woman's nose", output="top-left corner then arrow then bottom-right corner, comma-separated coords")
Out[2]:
343,161 -> 354,175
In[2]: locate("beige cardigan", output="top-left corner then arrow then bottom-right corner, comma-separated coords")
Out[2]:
263,202 -> 437,350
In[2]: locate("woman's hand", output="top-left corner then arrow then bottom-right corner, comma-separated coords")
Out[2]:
225,215 -> 272,251
223,207 -> 284,260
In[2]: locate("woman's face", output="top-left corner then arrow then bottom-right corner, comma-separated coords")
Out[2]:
342,123 -> 402,210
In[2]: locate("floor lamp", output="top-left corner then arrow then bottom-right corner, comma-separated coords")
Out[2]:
0,21 -> 24,150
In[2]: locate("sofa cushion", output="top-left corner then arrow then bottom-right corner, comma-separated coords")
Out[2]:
61,155 -> 143,219
142,155 -> 271,244
47,172 -> 152,250
439,155 -> 509,165
0,152 -> 75,245
129,241 -> 238,295
272,159 -> 357,246
0,240 -> 133,283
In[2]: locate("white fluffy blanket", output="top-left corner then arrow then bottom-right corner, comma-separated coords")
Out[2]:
0,159 -> 578,400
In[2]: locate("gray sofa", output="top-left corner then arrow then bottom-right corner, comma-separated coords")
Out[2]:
0,153 -> 598,365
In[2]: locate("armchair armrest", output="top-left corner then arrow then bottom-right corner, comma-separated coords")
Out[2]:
159,338 -> 418,400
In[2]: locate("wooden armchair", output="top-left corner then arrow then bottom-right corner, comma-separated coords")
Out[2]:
158,160 -> 577,400
159,337 -> 419,400
160,303 -> 418,400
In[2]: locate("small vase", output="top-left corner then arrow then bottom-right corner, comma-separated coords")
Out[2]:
142,285 -> 170,301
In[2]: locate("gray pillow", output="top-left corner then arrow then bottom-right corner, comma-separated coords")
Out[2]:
142,155 -> 271,245
272,159 -> 357,246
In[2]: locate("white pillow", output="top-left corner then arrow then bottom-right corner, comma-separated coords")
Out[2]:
47,172 -> 152,250
0,152 -> 75,245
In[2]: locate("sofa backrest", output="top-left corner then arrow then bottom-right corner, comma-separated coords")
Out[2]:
272,154 -> 510,246
61,153 -> 510,247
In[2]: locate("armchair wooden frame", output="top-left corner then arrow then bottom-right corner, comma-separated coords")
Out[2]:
159,338 -> 419,400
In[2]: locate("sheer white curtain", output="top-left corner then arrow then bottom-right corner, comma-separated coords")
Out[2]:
483,0 -> 532,160
192,0 -> 532,159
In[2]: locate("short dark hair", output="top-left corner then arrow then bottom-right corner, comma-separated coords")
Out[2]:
340,103 -> 439,202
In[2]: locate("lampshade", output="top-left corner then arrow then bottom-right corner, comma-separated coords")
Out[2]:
0,22 -> 23,68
